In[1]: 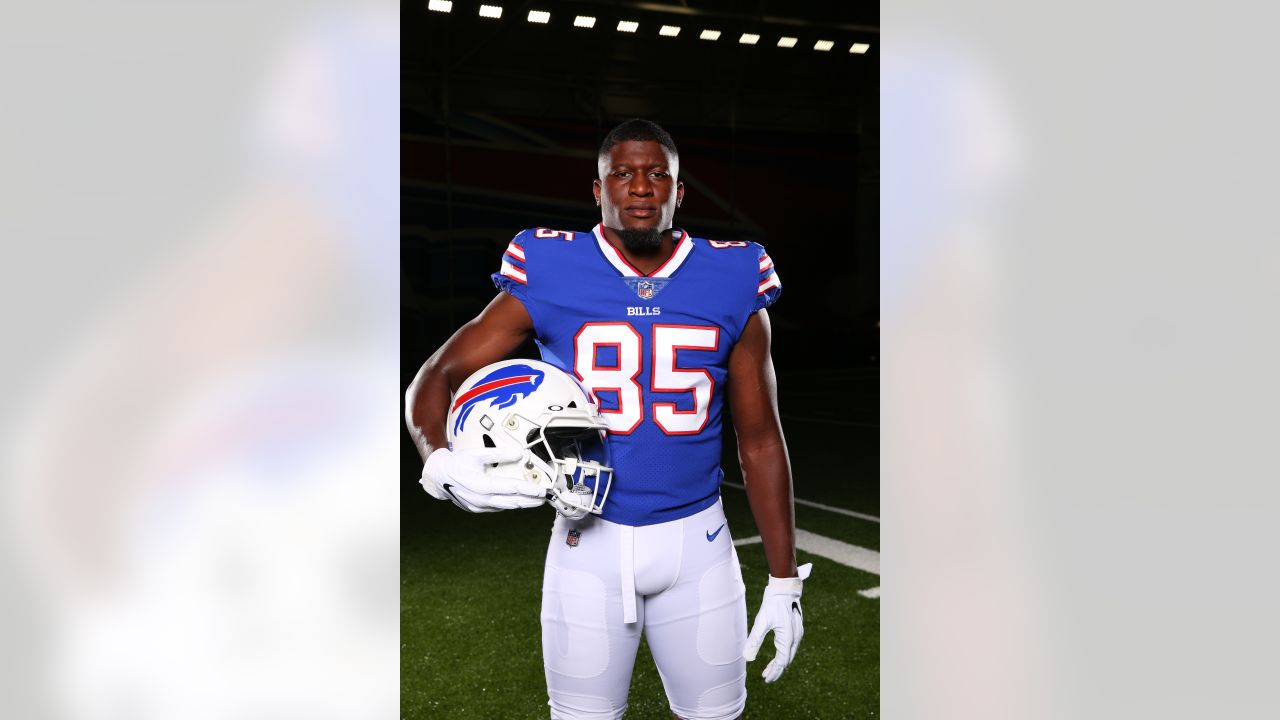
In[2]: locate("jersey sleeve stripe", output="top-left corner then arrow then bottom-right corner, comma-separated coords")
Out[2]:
757,272 -> 781,295
505,242 -> 526,262
759,255 -> 774,272
501,259 -> 528,285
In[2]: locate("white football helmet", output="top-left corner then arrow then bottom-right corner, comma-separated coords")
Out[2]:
446,359 -> 613,519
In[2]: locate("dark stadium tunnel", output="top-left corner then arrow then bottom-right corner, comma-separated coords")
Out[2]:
402,0 -> 879,381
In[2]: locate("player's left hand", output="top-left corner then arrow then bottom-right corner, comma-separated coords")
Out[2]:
743,563 -> 813,683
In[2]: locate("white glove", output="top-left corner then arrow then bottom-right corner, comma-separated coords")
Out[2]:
420,447 -> 547,512
743,563 -> 813,683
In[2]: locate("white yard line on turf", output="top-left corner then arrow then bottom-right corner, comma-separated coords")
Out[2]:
722,481 -> 880,523
733,529 -> 879,576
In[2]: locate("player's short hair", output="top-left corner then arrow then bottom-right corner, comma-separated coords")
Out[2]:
598,119 -> 679,162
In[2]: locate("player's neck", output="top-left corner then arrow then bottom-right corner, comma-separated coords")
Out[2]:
601,227 -> 676,276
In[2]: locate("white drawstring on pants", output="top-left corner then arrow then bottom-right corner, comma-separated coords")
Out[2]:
620,524 -> 637,623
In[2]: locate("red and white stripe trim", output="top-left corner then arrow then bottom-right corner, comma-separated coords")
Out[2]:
652,231 -> 693,278
757,272 -> 781,296
758,254 -> 774,272
504,241 -> 526,262
501,259 -> 528,285
592,224 -> 693,278
593,224 -> 640,276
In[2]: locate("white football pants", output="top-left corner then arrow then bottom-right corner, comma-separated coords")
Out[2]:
541,499 -> 748,720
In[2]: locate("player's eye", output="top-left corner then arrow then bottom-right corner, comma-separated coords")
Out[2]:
650,172 -> 669,180
614,171 -> 632,179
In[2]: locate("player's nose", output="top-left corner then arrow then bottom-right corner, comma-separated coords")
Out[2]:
630,175 -> 653,196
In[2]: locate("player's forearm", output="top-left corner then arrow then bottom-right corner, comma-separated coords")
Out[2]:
404,353 -> 453,461
739,438 -> 798,578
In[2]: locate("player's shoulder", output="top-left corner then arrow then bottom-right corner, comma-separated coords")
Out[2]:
503,227 -> 586,269
513,227 -> 585,244
688,233 -> 768,256
688,234 -> 773,274
688,234 -> 780,306
496,227 -> 588,292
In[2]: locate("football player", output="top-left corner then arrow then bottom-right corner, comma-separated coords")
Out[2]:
405,119 -> 809,720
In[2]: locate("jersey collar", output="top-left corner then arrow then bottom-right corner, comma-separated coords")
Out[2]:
592,223 -> 694,278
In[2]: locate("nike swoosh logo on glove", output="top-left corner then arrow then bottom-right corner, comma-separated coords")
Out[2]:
441,483 -> 464,507
706,524 -> 725,542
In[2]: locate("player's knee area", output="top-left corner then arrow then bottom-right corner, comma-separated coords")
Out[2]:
668,674 -> 747,720
548,691 -> 626,720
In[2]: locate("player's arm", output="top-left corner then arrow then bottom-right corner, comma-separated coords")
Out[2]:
730,308 -> 812,683
405,291 -> 533,458
404,292 -> 544,512
729,309 -> 797,578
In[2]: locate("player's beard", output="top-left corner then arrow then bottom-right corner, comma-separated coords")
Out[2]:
616,227 -> 664,253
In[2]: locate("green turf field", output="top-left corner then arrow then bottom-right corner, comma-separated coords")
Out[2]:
402,367 -> 879,718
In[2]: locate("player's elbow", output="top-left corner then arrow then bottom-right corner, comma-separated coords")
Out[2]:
404,375 -> 425,432
736,433 -> 788,469
404,378 -> 422,422
405,352 -> 446,427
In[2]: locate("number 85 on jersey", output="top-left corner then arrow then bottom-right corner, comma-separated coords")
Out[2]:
572,322 -> 720,436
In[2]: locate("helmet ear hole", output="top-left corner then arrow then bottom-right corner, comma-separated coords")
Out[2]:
526,429 -> 551,463
482,434 -> 496,448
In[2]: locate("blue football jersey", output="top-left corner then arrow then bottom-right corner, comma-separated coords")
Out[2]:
492,224 -> 781,526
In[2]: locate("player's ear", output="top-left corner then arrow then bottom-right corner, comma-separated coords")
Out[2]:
593,178 -> 602,206
676,181 -> 685,208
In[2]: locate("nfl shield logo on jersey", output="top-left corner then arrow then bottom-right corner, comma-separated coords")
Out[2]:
622,276 -> 669,300
566,529 -> 581,547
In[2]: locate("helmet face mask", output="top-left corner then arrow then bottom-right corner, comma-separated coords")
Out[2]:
446,360 -> 613,519
526,421 -> 611,518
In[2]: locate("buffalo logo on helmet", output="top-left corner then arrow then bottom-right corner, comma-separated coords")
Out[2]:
451,363 -> 545,435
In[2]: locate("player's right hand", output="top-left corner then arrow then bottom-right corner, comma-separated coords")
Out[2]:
420,447 -> 547,513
